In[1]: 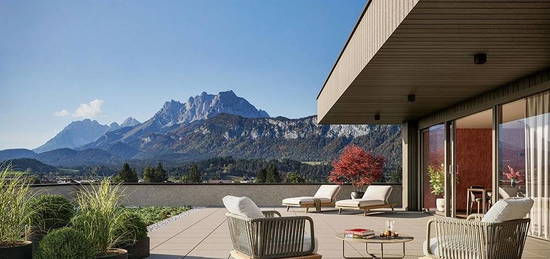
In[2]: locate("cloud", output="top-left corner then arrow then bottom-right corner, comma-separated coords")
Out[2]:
74,99 -> 104,118
54,99 -> 105,119
53,109 -> 70,117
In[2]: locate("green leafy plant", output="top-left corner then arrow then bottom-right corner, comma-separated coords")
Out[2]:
0,166 -> 36,247
113,211 -> 148,247
72,179 -> 128,256
36,227 -> 94,259
428,163 -> 445,196
30,195 -> 74,234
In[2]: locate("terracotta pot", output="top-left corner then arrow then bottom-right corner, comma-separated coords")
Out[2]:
122,237 -> 150,259
0,240 -> 32,259
96,248 -> 128,259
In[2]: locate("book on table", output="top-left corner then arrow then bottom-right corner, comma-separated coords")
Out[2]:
344,228 -> 375,239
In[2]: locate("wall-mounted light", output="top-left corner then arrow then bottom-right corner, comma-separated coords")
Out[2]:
374,113 -> 380,121
407,94 -> 416,103
474,53 -> 487,64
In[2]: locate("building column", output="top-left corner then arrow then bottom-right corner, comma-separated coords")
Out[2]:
401,120 -> 419,211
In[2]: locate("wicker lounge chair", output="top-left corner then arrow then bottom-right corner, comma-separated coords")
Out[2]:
282,185 -> 341,212
335,185 -> 394,216
223,195 -> 318,259
422,197 -> 533,259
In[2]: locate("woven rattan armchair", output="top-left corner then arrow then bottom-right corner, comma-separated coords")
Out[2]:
226,210 -> 316,259
423,214 -> 530,259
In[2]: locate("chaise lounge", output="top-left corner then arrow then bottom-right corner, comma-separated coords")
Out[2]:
335,185 -> 394,216
282,185 -> 341,213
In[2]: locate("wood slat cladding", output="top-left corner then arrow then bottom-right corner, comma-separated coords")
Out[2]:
317,0 -> 550,124
317,0 -> 420,124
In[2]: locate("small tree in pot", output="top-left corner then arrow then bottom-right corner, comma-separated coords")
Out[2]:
0,166 -> 36,259
428,164 -> 445,212
328,145 -> 384,199
29,194 -> 74,252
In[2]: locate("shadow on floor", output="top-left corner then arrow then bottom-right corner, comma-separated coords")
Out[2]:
298,209 -> 432,219
148,255 -> 226,259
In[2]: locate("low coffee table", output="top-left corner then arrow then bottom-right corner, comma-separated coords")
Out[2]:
335,233 -> 414,259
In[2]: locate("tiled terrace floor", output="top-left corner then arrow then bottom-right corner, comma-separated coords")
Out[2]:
148,208 -> 550,259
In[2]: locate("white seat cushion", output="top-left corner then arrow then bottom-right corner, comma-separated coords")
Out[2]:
482,197 -> 533,223
313,185 -> 340,200
336,199 -> 385,207
282,197 -> 331,205
222,195 -> 265,219
423,237 -> 474,257
363,185 -> 392,202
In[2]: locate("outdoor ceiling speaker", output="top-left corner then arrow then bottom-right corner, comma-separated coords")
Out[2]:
407,94 -> 416,103
474,53 -> 487,64
374,113 -> 380,121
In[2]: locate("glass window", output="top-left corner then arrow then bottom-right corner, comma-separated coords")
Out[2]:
499,92 -> 550,240
422,124 -> 445,212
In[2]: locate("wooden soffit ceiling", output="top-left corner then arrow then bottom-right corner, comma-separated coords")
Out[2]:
317,0 -> 550,124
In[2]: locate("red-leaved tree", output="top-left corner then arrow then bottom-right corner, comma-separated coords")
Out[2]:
328,145 -> 385,191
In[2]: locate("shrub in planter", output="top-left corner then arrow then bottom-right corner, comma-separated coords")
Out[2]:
36,227 -> 94,259
30,194 -> 74,233
114,212 -> 149,259
0,166 -> 36,259
29,194 -> 74,252
72,179 -> 129,258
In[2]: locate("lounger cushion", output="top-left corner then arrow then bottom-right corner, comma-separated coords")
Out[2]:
363,185 -> 392,202
336,199 -> 385,207
482,197 -> 533,223
283,197 -> 331,205
313,185 -> 340,200
223,195 -> 265,219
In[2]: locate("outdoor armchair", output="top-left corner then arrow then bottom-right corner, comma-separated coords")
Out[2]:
423,197 -> 533,259
224,195 -> 317,259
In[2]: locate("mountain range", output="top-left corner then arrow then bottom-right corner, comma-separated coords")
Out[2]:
33,117 -> 141,153
1,91 -> 400,170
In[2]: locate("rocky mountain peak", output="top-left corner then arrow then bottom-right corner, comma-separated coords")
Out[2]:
121,117 -> 141,127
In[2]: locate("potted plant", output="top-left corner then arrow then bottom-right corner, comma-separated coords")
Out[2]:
0,166 -> 36,259
328,145 -> 384,199
36,227 -> 95,259
72,179 -> 129,259
503,165 -> 523,187
29,194 -> 74,252
428,164 -> 445,212
113,212 -> 149,259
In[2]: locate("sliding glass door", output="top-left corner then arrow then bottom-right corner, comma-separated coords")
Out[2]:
499,92 -> 550,240
421,124 -> 446,213
454,109 -> 493,217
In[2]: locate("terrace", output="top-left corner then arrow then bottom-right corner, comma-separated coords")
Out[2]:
32,183 -> 550,258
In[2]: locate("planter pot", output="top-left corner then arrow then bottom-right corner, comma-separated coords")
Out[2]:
350,191 -> 365,199
122,237 -> 150,259
436,198 -> 445,212
96,248 -> 128,259
0,241 -> 32,259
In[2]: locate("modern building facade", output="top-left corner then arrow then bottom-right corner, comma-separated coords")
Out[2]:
317,0 -> 550,241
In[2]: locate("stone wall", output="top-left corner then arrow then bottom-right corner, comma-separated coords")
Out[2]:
31,183 -> 402,208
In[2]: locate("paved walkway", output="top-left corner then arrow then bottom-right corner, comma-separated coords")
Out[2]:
148,208 -> 550,259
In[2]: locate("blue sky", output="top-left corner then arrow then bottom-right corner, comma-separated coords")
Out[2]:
0,0 -> 365,150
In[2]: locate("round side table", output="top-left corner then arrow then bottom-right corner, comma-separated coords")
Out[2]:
335,233 -> 414,259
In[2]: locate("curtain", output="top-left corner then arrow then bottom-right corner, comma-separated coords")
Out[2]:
525,91 -> 550,240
